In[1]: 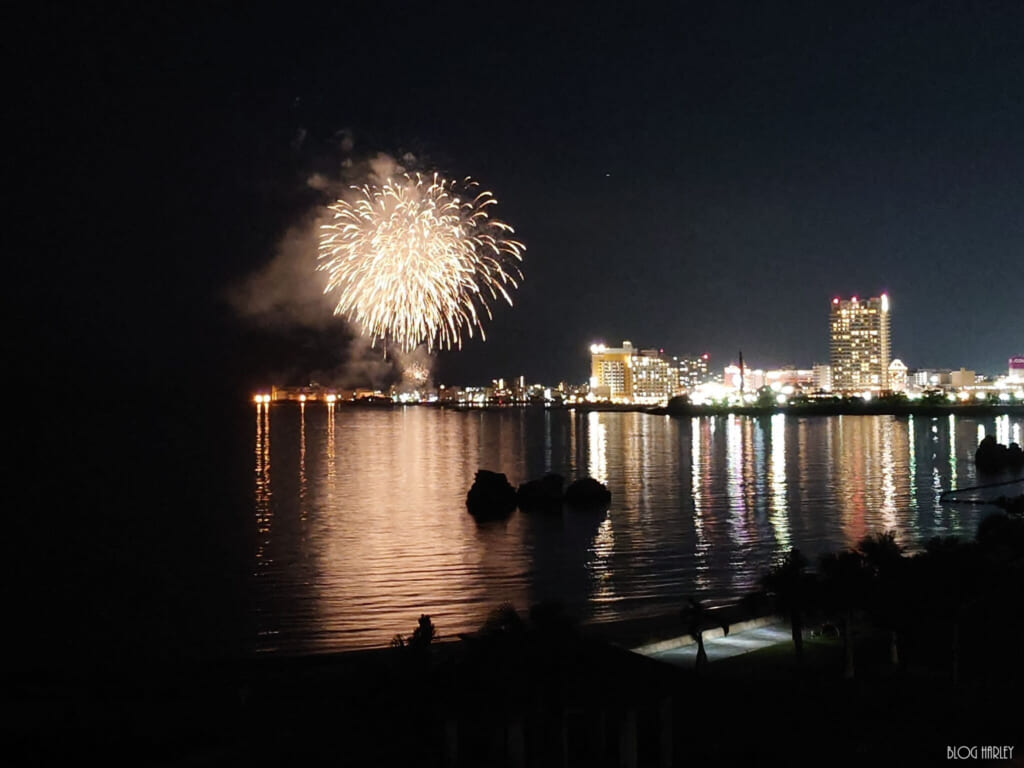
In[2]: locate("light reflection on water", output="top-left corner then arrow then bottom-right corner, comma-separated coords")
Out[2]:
250,407 -> 1024,654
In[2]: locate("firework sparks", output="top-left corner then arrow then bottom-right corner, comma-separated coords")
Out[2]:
317,172 -> 524,353
402,361 -> 430,385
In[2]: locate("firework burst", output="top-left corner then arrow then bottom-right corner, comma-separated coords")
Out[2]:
402,361 -> 430,385
318,172 -> 524,353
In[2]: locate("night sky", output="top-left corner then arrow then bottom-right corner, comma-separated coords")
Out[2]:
16,1 -> 1024,393
7,0 -> 1024,689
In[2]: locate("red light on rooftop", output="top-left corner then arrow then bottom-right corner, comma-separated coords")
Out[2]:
832,298 -> 839,304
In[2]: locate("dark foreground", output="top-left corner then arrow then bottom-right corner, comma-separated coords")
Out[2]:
5,609 -> 1021,767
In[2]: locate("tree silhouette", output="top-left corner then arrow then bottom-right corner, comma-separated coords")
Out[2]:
761,547 -> 815,667
914,536 -> 984,686
818,549 -> 869,679
857,530 -> 907,666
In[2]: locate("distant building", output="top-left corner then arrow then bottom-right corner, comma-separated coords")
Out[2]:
912,369 -> 952,388
829,294 -> 892,393
270,384 -> 345,402
1010,356 -> 1024,381
812,363 -> 833,393
723,363 -> 765,393
438,385 -> 461,404
672,353 -> 710,393
765,367 -> 815,391
950,368 -> 976,389
632,349 -> 674,404
888,359 -> 908,393
589,341 -> 675,404
590,341 -> 635,402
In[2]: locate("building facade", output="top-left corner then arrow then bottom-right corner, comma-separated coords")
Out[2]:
673,353 -> 710,394
829,294 -> 892,393
589,341 -> 674,404
590,341 -> 635,402
1010,357 -> 1024,381
812,363 -> 833,393
888,359 -> 908,393
632,349 -> 674,404
950,368 -> 977,389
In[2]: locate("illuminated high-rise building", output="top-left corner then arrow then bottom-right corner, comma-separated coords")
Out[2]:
632,349 -> 674,404
589,341 -> 674,404
590,341 -> 634,402
829,294 -> 891,393
673,353 -> 710,393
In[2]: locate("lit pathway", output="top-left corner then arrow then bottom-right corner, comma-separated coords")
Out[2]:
637,621 -> 793,668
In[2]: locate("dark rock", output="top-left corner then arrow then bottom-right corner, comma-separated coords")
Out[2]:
564,477 -> 611,510
466,469 -> 517,518
1008,443 -> 1024,469
516,473 -> 564,512
976,436 -> 1024,473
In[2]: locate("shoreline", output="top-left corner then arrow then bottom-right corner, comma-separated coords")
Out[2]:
282,399 -> 1024,418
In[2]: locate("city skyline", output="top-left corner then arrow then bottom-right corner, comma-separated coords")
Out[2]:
14,3 -> 1024,396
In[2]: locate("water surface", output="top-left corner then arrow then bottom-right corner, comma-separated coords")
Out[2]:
250,406 -> 1023,653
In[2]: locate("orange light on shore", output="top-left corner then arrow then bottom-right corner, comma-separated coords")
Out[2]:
299,394 -> 307,403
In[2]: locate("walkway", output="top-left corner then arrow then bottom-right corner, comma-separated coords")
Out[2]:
635,620 -> 792,668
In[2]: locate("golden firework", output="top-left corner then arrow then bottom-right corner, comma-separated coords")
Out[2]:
318,173 -> 524,352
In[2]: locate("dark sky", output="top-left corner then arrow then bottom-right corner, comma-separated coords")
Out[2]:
7,0 -> 1024,677
16,1 -> 1024,391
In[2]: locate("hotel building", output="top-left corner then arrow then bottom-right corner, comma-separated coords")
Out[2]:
673,353 -> 711,394
829,294 -> 892,394
590,341 -> 635,402
632,349 -> 675,404
589,341 -> 674,404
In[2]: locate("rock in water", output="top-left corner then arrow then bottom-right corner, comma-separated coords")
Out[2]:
975,435 -> 1024,473
517,473 -> 565,512
564,477 -> 612,510
466,469 -> 517,518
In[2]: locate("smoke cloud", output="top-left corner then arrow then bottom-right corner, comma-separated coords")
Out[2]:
307,335 -> 404,390
226,212 -> 335,330
227,138 -> 433,388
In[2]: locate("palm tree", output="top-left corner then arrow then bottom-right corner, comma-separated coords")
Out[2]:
857,530 -> 907,666
761,547 -> 814,667
818,549 -> 869,679
916,536 -> 983,686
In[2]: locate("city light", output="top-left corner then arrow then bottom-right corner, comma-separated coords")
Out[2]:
247,303 -> 1021,410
